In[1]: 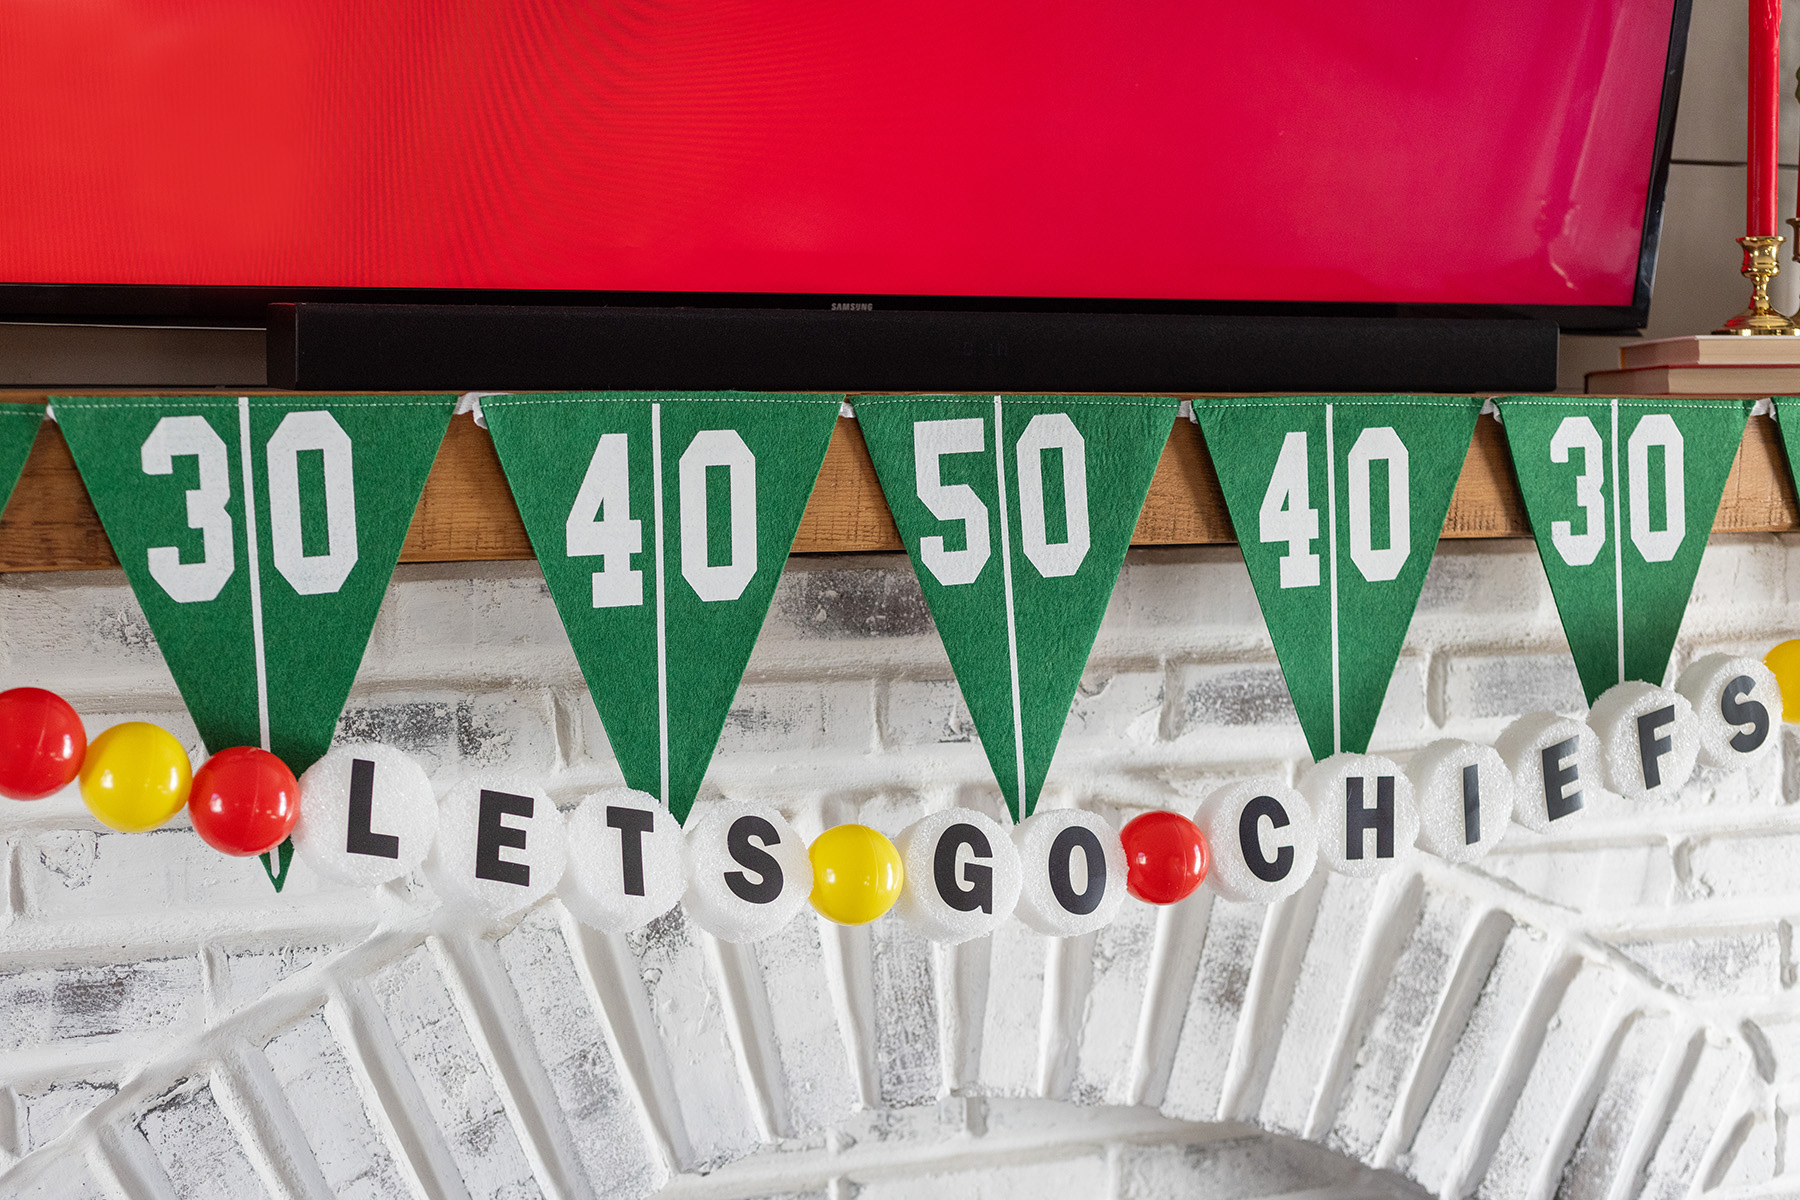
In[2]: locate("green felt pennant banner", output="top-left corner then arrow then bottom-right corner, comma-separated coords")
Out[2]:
1500,395 -> 1750,704
1774,399 -> 1800,525
0,404 -> 43,516
1192,395 -> 1482,761
54,394 -> 455,772
855,395 -> 1178,820
482,392 -> 843,823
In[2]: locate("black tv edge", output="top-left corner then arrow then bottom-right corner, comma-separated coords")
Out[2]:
267,303 -> 1560,393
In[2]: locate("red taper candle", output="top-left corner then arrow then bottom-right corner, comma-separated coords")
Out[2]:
1751,0 -> 1781,235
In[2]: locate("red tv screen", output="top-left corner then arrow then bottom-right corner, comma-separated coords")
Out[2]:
0,0 -> 1679,313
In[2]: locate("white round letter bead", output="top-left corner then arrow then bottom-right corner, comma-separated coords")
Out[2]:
1407,739 -> 1515,863
895,808 -> 1022,943
683,803 -> 813,943
293,744 -> 438,886
562,788 -> 689,932
1495,712 -> 1601,832
1676,653 -> 1780,769
1587,681 -> 1700,802
426,778 -> 567,916
1300,753 -> 1419,877
1012,808 -> 1127,937
1194,779 -> 1317,903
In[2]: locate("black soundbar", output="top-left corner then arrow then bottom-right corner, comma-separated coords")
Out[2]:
268,303 -> 1557,393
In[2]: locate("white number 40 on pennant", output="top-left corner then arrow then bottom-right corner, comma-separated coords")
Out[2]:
565,428 -> 759,607
1258,426 -> 1411,589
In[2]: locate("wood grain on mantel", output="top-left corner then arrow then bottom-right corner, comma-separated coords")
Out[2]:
0,397 -> 1795,573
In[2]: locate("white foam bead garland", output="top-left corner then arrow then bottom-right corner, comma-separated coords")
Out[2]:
1407,738 -> 1514,863
1495,711 -> 1601,832
682,802 -> 813,943
1194,778 -> 1317,903
1676,653 -> 1780,769
276,639 -> 1748,926
1012,807 -> 1127,936
1586,681 -> 1700,802
1300,753 -> 1420,877
561,787 -> 688,932
894,807 -> 1022,942
426,777 -> 568,916
293,743 -> 438,886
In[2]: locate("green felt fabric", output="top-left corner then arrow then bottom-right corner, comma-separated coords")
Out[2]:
261,836 -> 294,891
482,392 -> 842,824
1774,400 -> 1800,533
53,394 -> 454,772
855,395 -> 1178,820
0,403 -> 44,516
1499,395 -> 1750,703
1192,395 -> 1481,761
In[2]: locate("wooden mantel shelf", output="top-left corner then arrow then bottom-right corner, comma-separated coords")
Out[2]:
0,396 -> 1795,572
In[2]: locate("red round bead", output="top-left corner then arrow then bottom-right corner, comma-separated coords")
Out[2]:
188,747 -> 300,856
1120,810 -> 1209,904
0,687 -> 87,800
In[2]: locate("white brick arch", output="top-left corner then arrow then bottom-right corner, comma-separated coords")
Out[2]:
0,851 -> 1760,1200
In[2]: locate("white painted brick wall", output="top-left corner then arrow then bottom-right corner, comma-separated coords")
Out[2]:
0,531 -> 1793,1198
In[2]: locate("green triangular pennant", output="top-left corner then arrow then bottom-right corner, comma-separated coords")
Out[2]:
1774,399 -> 1800,529
0,404 -> 42,514
1498,395 -> 1750,704
1193,395 -> 1481,760
260,837 -> 295,891
855,395 -> 1178,820
482,392 -> 843,823
54,395 -> 455,771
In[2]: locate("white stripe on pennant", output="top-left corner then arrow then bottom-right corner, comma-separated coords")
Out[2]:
1611,397 -> 1625,685
237,396 -> 271,752
652,402 -> 670,805
994,396 -> 1027,816
1325,402 -> 1341,756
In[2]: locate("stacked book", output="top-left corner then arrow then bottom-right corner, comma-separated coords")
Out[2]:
1587,335 -> 1800,393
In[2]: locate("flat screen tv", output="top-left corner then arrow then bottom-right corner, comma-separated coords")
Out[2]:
0,0 -> 1689,390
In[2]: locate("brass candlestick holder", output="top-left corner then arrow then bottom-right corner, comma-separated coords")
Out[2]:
1788,217 -> 1800,327
1716,233 -> 1796,333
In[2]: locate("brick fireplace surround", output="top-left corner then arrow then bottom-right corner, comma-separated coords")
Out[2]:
0,537 -> 1790,1199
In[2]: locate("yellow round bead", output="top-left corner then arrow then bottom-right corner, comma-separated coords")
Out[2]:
1766,640 -> 1800,723
78,722 -> 192,832
808,823 -> 904,925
